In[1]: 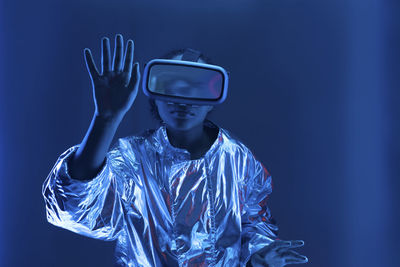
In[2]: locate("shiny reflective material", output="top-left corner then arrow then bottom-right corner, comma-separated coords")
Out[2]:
42,120 -> 278,266
142,59 -> 229,106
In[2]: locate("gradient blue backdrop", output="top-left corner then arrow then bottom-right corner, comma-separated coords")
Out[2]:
1,0 -> 398,266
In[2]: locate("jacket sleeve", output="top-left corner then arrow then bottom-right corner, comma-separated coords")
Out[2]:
42,139 -> 135,241
239,151 -> 279,266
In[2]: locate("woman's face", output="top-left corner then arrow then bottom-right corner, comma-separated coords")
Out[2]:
155,100 -> 213,131
155,54 -> 213,131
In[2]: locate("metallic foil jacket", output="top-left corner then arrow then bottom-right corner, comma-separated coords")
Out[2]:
42,121 -> 279,267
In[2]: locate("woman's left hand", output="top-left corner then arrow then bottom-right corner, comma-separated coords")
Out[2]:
250,239 -> 308,267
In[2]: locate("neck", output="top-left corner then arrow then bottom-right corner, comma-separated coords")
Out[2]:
165,123 -> 209,153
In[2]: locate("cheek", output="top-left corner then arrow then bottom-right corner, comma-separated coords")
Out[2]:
159,109 -> 171,120
201,108 -> 212,116
157,104 -> 169,115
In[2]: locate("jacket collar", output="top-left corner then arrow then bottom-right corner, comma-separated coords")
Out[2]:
153,120 -> 225,161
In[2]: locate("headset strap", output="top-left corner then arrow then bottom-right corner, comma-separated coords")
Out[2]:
181,48 -> 202,62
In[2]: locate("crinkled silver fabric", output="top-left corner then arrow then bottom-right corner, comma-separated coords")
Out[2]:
42,121 -> 279,267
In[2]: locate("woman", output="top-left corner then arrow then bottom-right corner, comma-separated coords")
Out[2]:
42,34 -> 308,267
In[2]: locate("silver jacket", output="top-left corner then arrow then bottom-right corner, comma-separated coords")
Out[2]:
42,121 -> 279,267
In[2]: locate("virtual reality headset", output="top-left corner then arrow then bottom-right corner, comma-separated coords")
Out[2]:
142,48 -> 229,106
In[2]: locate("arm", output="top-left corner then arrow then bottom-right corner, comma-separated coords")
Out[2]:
42,139 -> 134,241
239,152 -> 279,266
68,112 -> 124,181
239,152 -> 308,267
42,34 -> 140,241
69,33 -> 140,181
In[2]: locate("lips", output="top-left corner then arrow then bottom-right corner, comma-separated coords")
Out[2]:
172,110 -> 194,116
171,108 -> 194,115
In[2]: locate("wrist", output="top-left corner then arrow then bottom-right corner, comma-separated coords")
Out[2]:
94,111 -> 124,123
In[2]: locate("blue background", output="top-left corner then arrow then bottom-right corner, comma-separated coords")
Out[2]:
1,0 -> 398,266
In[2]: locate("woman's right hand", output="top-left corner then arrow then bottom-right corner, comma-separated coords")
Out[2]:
84,34 -> 140,119
250,240 -> 308,267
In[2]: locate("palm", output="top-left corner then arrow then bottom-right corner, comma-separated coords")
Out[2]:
84,34 -> 140,119
93,71 -> 135,117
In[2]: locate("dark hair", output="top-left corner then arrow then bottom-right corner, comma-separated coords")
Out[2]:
148,48 -> 216,125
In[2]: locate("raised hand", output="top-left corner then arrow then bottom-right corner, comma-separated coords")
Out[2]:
250,239 -> 308,267
84,34 -> 140,119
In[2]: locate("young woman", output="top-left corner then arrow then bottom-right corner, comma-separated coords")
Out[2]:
42,34 -> 308,267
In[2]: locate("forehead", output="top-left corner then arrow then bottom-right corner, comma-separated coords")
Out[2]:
170,54 -> 207,63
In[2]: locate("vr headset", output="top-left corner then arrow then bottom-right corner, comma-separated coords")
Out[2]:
142,48 -> 229,106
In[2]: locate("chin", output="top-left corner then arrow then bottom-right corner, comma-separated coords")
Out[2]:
166,119 -> 202,131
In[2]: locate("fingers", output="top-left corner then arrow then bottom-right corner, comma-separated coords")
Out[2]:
123,40 -> 134,75
255,240 -> 288,256
256,239 -> 305,257
101,37 -> 111,74
270,240 -> 304,250
289,240 -> 305,248
84,48 -> 100,79
250,253 -> 269,267
276,240 -> 305,253
113,34 -> 124,72
281,249 -> 308,264
126,62 -> 140,88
